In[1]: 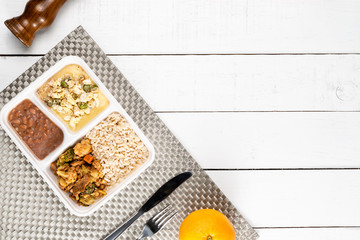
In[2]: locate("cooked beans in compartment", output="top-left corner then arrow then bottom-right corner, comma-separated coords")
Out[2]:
8,99 -> 64,160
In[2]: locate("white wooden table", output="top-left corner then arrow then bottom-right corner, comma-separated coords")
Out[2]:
1,1 -> 360,239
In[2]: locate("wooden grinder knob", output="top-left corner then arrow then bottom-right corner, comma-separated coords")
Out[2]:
4,0 -> 67,47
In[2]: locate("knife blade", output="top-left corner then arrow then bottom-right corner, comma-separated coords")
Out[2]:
104,171 -> 192,240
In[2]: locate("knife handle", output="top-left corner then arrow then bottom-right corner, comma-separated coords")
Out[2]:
104,211 -> 144,240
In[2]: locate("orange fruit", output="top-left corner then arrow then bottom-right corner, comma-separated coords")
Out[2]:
179,209 -> 236,240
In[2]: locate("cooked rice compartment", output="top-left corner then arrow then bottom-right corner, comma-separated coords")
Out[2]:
86,112 -> 149,185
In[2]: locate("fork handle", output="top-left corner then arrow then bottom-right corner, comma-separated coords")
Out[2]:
104,211 -> 144,240
136,234 -> 145,240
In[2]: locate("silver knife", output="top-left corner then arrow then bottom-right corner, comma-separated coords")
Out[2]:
104,172 -> 192,240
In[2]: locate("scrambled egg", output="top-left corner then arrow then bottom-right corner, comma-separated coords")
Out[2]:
41,74 -> 100,129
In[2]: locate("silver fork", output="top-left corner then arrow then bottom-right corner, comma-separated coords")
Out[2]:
136,205 -> 177,240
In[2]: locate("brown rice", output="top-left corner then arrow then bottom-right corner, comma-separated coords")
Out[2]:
86,112 -> 149,184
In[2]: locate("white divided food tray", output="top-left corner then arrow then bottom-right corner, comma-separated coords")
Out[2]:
0,56 -> 155,216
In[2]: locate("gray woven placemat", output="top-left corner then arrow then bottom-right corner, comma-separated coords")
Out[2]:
0,26 -> 258,240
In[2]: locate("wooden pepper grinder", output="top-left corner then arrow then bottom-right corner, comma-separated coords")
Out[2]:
4,0 -> 67,47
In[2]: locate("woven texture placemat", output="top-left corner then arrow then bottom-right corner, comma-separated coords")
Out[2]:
0,26 -> 258,240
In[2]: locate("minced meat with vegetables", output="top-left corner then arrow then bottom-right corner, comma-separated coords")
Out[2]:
50,138 -> 107,206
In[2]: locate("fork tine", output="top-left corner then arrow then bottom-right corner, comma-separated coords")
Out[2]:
158,210 -> 177,229
154,206 -> 173,224
150,205 -> 171,222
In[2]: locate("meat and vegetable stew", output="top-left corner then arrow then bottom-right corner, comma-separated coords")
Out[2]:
50,138 -> 108,206
8,99 -> 64,160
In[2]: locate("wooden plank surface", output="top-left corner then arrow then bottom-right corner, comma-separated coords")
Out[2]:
2,0 -> 360,54
206,170 -> 360,227
255,228 -> 360,240
4,55 -> 360,112
159,112 -> 360,169
2,0 -> 360,238
2,57 -> 360,169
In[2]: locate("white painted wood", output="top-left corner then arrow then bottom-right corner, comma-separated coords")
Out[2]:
0,57 -> 39,86
2,0 -> 360,236
159,112 -> 360,168
4,55 -> 360,111
2,0 -> 360,54
3,57 -> 360,168
206,170 -> 360,227
111,55 -> 360,112
256,228 -> 360,240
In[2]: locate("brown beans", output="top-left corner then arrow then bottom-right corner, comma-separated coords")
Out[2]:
8,99 -> 64,160
28,118 -> 33,127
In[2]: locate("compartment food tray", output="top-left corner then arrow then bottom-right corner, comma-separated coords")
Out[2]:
0,56 -> 155,216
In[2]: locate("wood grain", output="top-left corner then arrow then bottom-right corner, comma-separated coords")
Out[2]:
3,57 -> 360,169
1,0 -> 360,54
4,0 -> 67,47
159,112 -> 360,169
206,170 -> 360,227
255,228 -> 360,240
4,55 -> 360,112
2,1 -> 360,237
